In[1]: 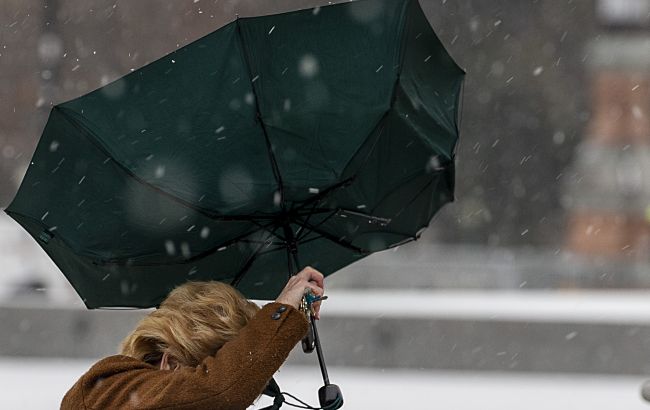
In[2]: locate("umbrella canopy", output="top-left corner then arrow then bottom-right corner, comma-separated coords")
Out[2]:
6,0 -> 464,308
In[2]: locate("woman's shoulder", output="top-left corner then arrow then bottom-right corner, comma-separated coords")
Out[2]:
83,354 -> 157,385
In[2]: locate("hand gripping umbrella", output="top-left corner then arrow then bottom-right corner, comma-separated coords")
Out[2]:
6,0 -> 464,407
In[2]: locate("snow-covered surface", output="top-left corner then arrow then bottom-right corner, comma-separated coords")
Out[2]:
321,290 -> 650,324
0,357 -> 647,410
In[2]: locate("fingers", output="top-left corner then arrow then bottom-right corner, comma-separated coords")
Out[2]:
303,267 -> 324,319
298,266 -> 324,289
296,266 -> 325,320
303,281 -> 323,320
275,267 -> 326,319
304,282 -> 323,297
312,300 -> 322,320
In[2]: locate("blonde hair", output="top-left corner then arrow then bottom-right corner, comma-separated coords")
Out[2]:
120,281 -> 260,367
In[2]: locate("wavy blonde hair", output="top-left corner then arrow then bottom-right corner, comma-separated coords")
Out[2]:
120,281 -> 260,367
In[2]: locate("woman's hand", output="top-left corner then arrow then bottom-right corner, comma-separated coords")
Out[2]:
275,266 -> 325,319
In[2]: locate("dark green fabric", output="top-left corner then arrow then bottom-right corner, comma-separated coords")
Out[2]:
6,0 -> 464,308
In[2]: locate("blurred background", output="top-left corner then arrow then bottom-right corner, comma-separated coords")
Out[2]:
1,0 -> 650,408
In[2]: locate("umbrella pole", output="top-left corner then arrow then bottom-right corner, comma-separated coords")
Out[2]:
283,233 -> 329,384
283,224 -> 342,408
309,314 -> 330,385
287,248 -> 330,385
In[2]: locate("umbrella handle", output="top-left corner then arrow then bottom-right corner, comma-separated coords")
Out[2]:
302,323 -> 316,353
300,293 -> 318,353
319,384 -> 344,409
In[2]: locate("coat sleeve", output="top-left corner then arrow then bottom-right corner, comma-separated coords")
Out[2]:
64,302 -> 309,410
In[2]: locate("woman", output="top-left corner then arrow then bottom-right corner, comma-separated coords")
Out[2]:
61,266 -> 325,410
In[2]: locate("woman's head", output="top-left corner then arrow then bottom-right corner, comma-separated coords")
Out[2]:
120,281 -> 259,368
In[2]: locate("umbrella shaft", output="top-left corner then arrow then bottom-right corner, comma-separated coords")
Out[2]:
310,315 -> 330,385
283,222 -> 331,385
283,223 -> 300,274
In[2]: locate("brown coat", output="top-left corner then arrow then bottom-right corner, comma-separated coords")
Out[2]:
61,302 -> 308,410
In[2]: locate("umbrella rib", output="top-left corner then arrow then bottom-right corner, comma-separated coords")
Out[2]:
296,208 -> 339,242
255,234 -> 324,257
337,208 -> 392,225
55,107 -> 270,222
337,112 -> 388,182
6,209 -> 268,268
160,224 -> 275,264
291,177 -> 355,213
391,179 -> 435,219
296,232 -> 325,245
293,200 -> 322,241
295,219 -> 369,255
235,19 -> 286,210
230,225 -> 281,288
230,232 -> 325,288
372,168 -> 444,219
248,219 -> 287,242
255,245 -> 289,257
296,209 -> 410,245
93,222 -> 275,266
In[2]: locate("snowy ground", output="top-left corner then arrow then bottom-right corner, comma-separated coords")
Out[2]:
1,357 -> 648,409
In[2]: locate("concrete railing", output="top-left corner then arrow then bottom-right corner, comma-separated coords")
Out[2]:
4,290 -> 650,375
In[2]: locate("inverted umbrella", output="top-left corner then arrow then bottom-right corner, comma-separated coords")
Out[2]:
6,0 -> 463,406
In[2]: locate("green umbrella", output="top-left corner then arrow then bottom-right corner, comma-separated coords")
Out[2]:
6,0 -> 463,308
7,0 -> 463,406
6,0 -> 464,308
